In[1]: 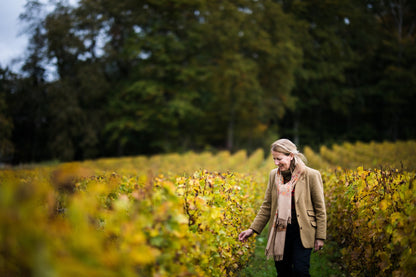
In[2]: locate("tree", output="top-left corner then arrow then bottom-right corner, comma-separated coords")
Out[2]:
183,0 -> 304,151
6,0 -> 415,163
9,1 -> 50,162
0,67 -> 15,162
280,0 -> 369,147
15,0 -> 111,161
365,0 -> 416,140
101,0 -> 205,154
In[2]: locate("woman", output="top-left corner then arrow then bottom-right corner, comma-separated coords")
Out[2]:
238,138 -> 326,277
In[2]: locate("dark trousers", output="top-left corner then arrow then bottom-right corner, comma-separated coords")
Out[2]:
274,218 -> 312,277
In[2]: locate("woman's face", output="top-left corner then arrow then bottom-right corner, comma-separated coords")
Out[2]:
272,151 -> 293,171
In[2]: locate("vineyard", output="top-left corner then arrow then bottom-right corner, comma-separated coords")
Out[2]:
1,140 -> 415,276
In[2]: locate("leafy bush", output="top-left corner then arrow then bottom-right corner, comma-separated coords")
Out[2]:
0,165 -> 263,276
323,167 -> 416,276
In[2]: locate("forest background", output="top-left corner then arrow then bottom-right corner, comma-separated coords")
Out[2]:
1,0 -> 415,164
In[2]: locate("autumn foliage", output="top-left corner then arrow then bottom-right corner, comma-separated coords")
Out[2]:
1,141 -> 416,276
323,167 -> 416,276
0,155 -> 265,276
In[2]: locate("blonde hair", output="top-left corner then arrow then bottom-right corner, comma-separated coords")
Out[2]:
271,138 -> 307,164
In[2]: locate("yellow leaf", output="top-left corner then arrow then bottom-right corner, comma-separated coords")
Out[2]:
379,199 -> 388,211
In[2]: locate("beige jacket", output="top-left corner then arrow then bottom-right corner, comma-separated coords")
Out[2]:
250,166 -> 327,248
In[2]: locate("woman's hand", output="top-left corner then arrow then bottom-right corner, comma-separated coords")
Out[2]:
238,229 -> 254,242
314,239 -> 324,252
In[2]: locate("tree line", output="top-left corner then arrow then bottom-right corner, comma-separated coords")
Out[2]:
1,0 -> 415,164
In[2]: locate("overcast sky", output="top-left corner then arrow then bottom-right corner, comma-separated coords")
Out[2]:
0,0 -> 80,73
0,0 -> 28,70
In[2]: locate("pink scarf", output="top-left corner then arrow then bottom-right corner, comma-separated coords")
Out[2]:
265,161 -> 305,261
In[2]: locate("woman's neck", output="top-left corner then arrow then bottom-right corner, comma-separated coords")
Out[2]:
281,169 -> 292,183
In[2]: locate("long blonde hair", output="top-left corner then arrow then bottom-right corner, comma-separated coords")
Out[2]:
270,138 -> 307,165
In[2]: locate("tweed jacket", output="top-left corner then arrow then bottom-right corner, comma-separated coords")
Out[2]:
250,166 -> 327,249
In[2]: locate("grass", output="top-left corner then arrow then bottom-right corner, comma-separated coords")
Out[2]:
237,226 -> 346,277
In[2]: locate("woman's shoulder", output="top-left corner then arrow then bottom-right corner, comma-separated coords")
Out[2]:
269,168 -> 278,176
304,166 -> 321,177
270,168 -> 278,174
